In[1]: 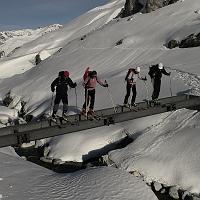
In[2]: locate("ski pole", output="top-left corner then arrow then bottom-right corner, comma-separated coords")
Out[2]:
143,80 -> 149,100
169,75 -> 173,97
75,87 -> 78,111
50,91 -> 54,116
74,87 -> 79,122
85,89 -> 89,117
105,81 -> 117,113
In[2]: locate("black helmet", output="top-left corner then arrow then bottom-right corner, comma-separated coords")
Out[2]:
58,71 -> 64,77
90,70 -> 97,76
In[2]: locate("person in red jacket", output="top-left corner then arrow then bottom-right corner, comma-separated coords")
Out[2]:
124,67 -> 147,107
82,67 -> 108,116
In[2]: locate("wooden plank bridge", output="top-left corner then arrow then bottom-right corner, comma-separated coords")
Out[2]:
0,94 -> 200,148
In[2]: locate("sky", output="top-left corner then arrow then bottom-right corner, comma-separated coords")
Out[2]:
0,0 -> 109,31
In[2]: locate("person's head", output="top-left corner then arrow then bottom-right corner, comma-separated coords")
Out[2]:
58,71 -> 69,78
135,67 -> 141,74
90,70 -> 97,78
158,63 -> 164,70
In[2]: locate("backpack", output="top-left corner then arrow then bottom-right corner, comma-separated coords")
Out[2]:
83,67 -> 92,81
148,65 -> 157,78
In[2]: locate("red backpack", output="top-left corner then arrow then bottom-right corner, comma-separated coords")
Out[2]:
83,67 -> 91,81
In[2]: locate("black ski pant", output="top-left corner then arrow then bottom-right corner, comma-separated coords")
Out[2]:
53,93 -> 68,114
83,89 -> 95,110
124,84 -> 137,105
152,78 -> 161,100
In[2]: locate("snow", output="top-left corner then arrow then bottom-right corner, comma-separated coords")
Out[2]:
0,0 -> 200,197
0,151 -> 157,200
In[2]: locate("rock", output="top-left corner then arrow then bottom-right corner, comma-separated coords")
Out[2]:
35,54 -> 42,65
180,33 -> 200,48
0,50 -> 5,58
167,39 -> 179,49
184,195 -> 193,200
116,39 -> 123,46
153,182 -> 162,191
160,188 -> 165,193
169,186 -> 179,199
132,171 -> 141,177
120,0 -> 179,17
182,191 -> 190,199
193,196 -> 200,200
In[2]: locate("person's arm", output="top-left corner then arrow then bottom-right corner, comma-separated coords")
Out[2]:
51,78 -> 58,92
138,74 -> 147,81
125,69 -> 131,81
68,77 -> 77,88
162,68 -> 171,76
97,77 -> 108,87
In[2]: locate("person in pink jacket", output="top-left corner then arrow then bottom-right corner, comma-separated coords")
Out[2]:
82,68 -> 108,115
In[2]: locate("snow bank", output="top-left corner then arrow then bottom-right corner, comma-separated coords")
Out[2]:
109,110 -> 200,193
0,152 -> 157,200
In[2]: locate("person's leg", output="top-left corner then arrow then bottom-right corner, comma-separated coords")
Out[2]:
52,94 -> 61,117
62,94 -> 68,115
82,89 -> 88,110
152,78 -> 156,100
154,79 -> 161,100
124,83 -> 131,104
89,89 -> 95,111
131,84 -> 137,105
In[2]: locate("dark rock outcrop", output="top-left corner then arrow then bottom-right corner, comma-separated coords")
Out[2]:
121,0 -> 179,17
167,39 -> 180,49
167,32 -> 200,49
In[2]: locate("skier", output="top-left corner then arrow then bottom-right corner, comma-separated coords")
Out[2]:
51,71 -> 77,118
82,67 -> 108,116
148,63 -> 171,101
124,66 -> 147,107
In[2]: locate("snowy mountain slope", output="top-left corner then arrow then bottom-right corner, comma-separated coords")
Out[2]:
0,0 -> 200,196
0,0 -> 124,79
109,109 -> 200,193
0,24 -> 62,56
0,152 -> 157,200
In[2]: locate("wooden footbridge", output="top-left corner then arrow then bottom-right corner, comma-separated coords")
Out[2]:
0,94 -> 200,148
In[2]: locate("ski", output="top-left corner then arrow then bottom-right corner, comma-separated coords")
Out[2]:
87,113 -> 102,120
120,104 -> 138,112
143,99 -> 161,107
48,116 -> 62,128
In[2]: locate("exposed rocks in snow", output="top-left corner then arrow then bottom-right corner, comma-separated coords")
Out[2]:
167,39 -> 180,49
80,35 -> 86,40
35,54 -> 42,65
0,51 -> 5,58
120,0 -> 179,17
154,182 -> 162,191
167,32 -> 200,49
116,39 -> 123,46
180,33 -> 200,48
169,186 -> 179,199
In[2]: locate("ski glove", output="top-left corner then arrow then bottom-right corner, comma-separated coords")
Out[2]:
143,76 -> 147,81
104,83 -> 109,87
74,82 -> 77,87
51,88 -> 55,92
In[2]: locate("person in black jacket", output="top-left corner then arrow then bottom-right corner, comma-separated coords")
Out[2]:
51,71 -> 77,117
148,63 -> 171,101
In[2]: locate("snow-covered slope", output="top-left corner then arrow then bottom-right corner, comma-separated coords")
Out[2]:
0,0 -> 200,196
0,24 -> 62,56
0,151 -> 157,200
0,0 -> 124,79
